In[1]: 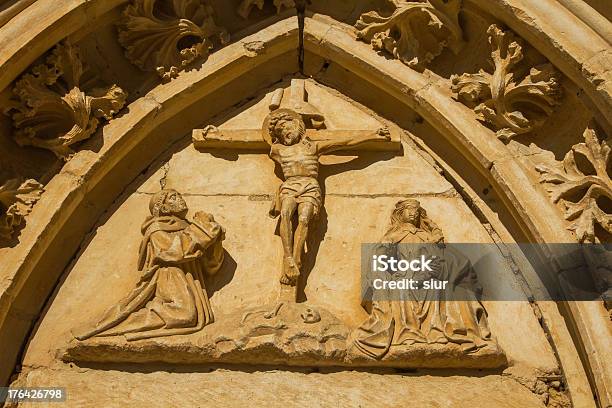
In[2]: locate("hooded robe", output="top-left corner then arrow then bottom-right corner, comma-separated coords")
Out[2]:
74,212 -> 224,341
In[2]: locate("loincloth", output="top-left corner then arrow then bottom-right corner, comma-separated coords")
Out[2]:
269,176 -> 322,218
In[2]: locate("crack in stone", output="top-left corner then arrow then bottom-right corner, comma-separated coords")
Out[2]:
159,162 -> 170,189
294,0 -> 308,73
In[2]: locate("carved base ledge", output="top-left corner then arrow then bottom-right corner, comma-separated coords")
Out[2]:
62,302 -> 506,369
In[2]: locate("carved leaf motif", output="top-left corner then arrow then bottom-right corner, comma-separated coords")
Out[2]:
0,178 -> 43,243
355,0 -> 464,70
451,25 -> 562,140
118,0 -> 229,82
449,71 -> 491,107
4,42 -> 127,160
238,0 -> 295,19
536,127 -> 612,243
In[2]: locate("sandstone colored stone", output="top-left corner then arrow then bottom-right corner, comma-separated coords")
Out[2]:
14,368 -> 548,408
0,2 -> 609,407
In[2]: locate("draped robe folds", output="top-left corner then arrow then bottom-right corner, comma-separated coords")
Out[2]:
353,224 -> 493,359
74,213 -> 224,341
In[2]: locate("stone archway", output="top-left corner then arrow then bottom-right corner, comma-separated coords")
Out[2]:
0,1 -> 610,407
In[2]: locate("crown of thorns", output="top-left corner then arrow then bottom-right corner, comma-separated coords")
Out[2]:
267,111 -> 305,138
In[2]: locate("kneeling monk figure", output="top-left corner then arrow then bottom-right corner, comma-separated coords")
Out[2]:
74,189 -> 225,341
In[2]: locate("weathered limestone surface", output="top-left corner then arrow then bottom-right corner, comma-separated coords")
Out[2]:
63,302 -> 505,369
0,1 -> 610,407
0,18 -> 301,387
15,368 -> 547,408
23,84 -> 557,381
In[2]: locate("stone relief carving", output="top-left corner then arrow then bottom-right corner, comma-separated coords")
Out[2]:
65,198 -> 504,369
64,80 -> 505,370
536,126 -> 611,244
353,199 -> 498,359
451,25 -> 562,140
4,42 -> 127,160
118,0 -> 230,82
194,80 -> 401,301
73,189 -> 226,341
237,0 -> 295,19
266,110 -> 391,289
0,177 -> 43,245
193,80 -> 402,152
262,82 -> 393,299
355,0 -> 463,70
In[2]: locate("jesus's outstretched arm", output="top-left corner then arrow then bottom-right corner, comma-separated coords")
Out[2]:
315,128 -> 391,154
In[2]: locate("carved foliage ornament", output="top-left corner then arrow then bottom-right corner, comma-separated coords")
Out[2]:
355,0 -> 463,70
118,0 -> 229,82
237,0 -> 294,19
4,42 -> 127,160
451,25 -> 562,140
536,126 -> 612,243
0,178 -> 43,244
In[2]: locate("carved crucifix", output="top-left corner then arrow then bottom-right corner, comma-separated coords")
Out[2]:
193,79 -> 401,301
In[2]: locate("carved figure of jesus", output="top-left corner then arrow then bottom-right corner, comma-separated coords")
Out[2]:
265,109 -> 391,286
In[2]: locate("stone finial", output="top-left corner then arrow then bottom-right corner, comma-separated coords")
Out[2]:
0,177 -> 43,245
537,125 -> 611,243
4,42 -> 127,160
355,0 -> 464,70
118,0 -> 230,82
451,24 -> 562,140
237,0 -> 295,19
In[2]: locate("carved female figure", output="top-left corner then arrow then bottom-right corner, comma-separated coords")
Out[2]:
354,199 -> 493,358
74,189 -> 225,341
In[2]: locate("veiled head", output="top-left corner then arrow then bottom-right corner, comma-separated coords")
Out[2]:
391,199 -> 424,227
